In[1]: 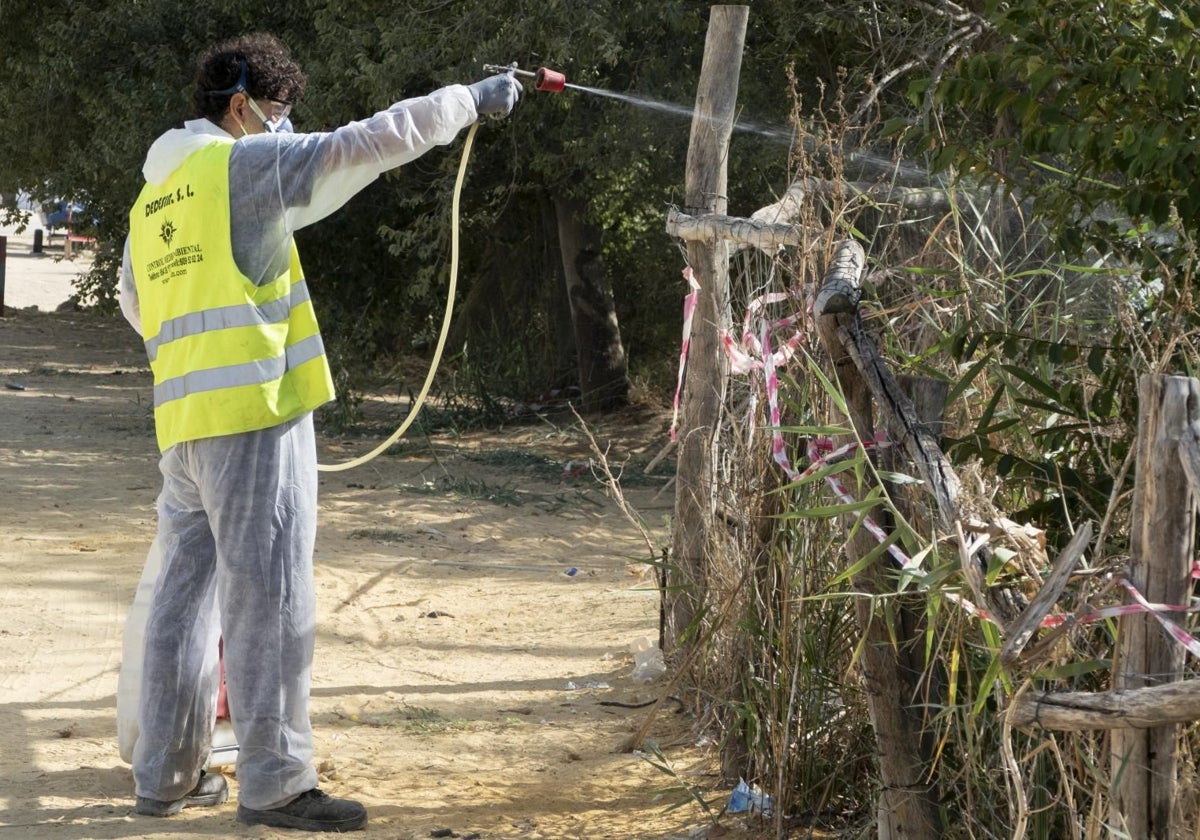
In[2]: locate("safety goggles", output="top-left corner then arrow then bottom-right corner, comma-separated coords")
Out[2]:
245,95 -> 293,132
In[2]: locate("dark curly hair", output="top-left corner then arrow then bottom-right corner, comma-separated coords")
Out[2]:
192,32 -> 307,122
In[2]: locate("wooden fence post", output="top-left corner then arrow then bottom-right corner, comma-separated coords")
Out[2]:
666,5 -> 749,652
815,240 -> 942,839
1110,374 -> 1197,838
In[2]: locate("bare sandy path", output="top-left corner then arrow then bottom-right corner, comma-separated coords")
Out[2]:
0,293 -> 750,838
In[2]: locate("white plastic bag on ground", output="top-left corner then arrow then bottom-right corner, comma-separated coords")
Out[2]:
728,777 -> 775,817
630,636 -> 667,682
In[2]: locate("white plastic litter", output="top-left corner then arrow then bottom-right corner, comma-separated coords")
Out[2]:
630,636 -> 667,683
727,778 -> 775,817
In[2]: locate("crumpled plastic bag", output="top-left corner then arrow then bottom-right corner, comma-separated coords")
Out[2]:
728,778 -> 774,817
630,636 -> 667,682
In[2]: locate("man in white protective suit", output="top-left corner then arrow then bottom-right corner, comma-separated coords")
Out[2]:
118,32 -> 519,832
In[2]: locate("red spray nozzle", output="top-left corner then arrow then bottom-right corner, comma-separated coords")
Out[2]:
482,63 -> 568,93
534,67 -> 566,92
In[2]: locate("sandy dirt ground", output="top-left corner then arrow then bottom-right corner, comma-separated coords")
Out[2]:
0,237 -> 766,839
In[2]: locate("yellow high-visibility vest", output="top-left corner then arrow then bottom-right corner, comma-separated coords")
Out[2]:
129,141 -> 335,451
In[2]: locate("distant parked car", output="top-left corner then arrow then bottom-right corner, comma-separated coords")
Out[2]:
41,200 -> 88,231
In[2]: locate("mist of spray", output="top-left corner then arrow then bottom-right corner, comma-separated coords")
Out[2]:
563,82 -> 795,143
563,80 -> 935,183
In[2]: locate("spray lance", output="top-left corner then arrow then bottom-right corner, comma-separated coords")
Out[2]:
481,62 -> 567,93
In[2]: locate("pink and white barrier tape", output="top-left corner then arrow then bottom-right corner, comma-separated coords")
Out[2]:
670,267 -> 701,441
1120,578 -> 1200,660
671,262 -> 1200,659
801,438 -> 1200,657
804,437 -> 914,568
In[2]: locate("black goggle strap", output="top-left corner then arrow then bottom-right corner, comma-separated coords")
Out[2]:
203,57 -> 249,98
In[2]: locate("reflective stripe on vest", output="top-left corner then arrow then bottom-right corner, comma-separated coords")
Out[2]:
144,279 -> 313,365
154,332 -> 326,405
129,141 -> 335,450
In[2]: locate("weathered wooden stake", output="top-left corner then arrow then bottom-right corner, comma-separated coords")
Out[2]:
1110,375 -> 1197,838
816,240 -> 941,839
1011,680 -> 1200,731
664,205 -> 817,252
666,5 -> 748,651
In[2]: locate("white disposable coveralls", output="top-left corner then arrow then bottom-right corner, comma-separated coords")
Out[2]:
119,85 -> 479,810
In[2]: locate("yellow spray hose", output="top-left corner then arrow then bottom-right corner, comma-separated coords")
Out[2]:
317,121 -> 478,472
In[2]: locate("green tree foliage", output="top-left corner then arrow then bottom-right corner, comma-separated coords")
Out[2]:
0,0 -> 314,303
0,1 -> 927,411
288,0 -> 718,408
896,0 -> 1200,552
0,1 -> 894,411
924,0 -> 1200,251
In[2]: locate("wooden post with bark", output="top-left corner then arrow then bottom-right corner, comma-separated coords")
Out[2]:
1108,375 -> 1197,839
815,240 -> 942,839
1005,375 -> 1199,837
666,5 -> 749,652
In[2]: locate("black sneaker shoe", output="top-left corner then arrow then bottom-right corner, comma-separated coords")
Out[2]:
237,788 -> 367,832
135,769 -> 229,816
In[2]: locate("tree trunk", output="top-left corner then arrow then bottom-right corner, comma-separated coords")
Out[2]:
541,193 -> 576,388
552,195 -> 628,413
